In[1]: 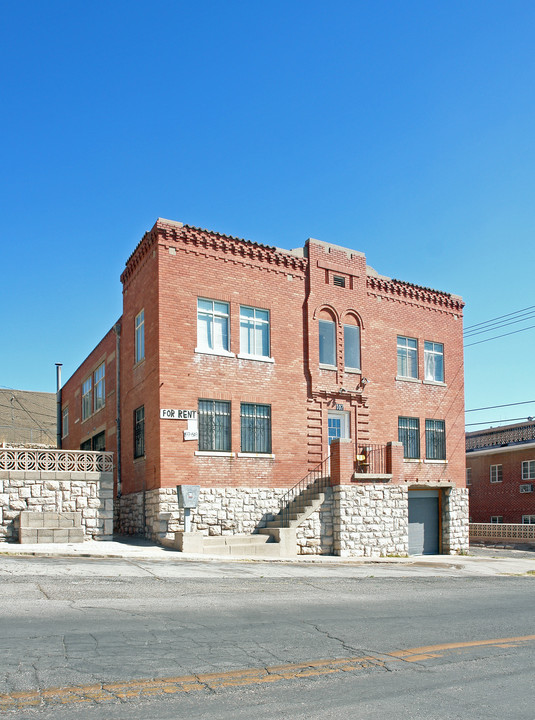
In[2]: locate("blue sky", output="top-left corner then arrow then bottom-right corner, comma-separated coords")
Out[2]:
1,0 -> 534,428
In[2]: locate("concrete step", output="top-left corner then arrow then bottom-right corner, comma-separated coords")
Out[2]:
201,534 -> 281,557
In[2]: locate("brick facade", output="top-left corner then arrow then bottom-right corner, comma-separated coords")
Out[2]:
466,421 -> 535,523
60,218 -> 467,553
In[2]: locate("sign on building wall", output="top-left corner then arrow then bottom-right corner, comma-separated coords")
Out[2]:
160,409 -> 198,441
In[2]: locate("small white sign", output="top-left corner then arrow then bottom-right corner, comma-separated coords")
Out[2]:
184,430 -> 199,441
160,409 -> 197,420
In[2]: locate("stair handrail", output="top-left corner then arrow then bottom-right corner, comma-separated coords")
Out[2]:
280,455 -> 331,528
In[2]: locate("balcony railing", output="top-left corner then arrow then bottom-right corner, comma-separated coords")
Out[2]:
0,447 -> 114,473
355,443 -> 388,474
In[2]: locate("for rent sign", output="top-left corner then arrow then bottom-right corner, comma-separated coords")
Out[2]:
160,409 -> 197,420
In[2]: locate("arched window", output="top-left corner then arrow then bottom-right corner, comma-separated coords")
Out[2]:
318,310 -> 336,367
343,314 -> 361,371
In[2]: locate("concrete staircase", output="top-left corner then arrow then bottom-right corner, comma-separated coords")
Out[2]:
201,533 -> 282,557
261,479 -> 327,530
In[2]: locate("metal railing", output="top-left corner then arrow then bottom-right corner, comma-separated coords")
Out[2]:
0,447 -> 114,473
280,456 -> 331,528
355,443 -> 388,474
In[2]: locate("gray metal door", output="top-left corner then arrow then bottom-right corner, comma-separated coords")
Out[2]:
408,491 -> 439,555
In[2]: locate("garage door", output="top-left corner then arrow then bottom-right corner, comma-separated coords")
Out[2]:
408,490 -> 439,555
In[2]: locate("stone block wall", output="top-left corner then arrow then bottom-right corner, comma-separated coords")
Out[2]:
117,487 -> 334,554
0,471 -> 114,542
442,487 -> 470,553
333,484 -> 409,557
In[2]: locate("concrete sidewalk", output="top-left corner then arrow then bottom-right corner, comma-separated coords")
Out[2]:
1,536 -> 535,575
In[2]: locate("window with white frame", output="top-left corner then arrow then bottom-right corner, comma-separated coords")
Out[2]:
425,419 -> 446,460
522,460 -> 535,480
62,407 -> 69,438
522,515 -> 535,524
319,319 -> 336,366
134,406 -> 145,458
197,299 -> 230,353
520,484 -> 534,493
198,399 -> 231,451
398,417 -> 420,459
490,516 -> 503,523
93,362 -> 105,412
135,309 -> 145,364
82,377 -> 92,421
240,306 -> 270,358
344,323 -> 361,370
241,403 -> 271,454
490,464 -> 502,483
424,341 -> 444,382
397,336 -> 418,378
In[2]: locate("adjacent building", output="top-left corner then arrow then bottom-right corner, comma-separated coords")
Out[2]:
0,388 -> 56,447
60,218 -> 468,555
466,420 -> 535,525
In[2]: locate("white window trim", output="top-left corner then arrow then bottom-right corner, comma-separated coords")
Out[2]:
422,380 -> 447,387
194,451 -> 235,457
237,353 -> 275,363
521,460 -> 535,480
344,366 -> 362,374
424,459 -> 448,464
237,452 -> 275,459
195,347 -> 236,358
319,363 -> 337,371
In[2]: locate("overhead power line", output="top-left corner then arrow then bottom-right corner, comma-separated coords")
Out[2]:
464,310 -> 535,338
466,400 -> 535,413
464,323 -> 535,347
466,415 -> 534,427
464,304 -> 535,332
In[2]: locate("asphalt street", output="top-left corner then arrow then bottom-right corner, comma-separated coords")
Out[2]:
0,551 -> 534,719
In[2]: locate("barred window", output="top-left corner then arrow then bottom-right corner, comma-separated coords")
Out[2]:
198,400 -> 231,452
241,403 -> 271,454
82,377 -> 92,421
94,363 -> 105,412
134,406 -> 145,459
522,460 -> 535,480
466,468 -> 471,486
425,419 -> 446,460
490,464 -> 502,483
397,336 -> 418,378
398,417 -> 420,459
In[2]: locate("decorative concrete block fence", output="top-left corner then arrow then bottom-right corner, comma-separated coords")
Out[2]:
0,448 -> 114,542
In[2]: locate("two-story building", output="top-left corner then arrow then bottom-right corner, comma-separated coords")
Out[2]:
60,218 -> 468,556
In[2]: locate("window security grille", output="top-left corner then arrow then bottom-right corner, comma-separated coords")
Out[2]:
241,403 -> 271,453
398,417 -> 420,459
198,400 -> 231,452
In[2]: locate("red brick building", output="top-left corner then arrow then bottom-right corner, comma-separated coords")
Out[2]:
60,218 -> 468,555
466,421 -> 535,524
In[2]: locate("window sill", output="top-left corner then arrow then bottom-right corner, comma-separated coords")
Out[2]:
396,375 -> 421,383
319,363 -> 337,371
237,453 -> 275,459
237,354 -> 275,364
134,455 -> 146,463
423,380 -> 446,387
194,451 -> 234,457
344,367 -> 361,374
195,348 -> 235,358
490,480 -> 502,484
133,358 -> 145,369
424,459 -> 448,464
404,458 -> 422,463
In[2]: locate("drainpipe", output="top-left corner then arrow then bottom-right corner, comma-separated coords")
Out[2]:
55,363 -> 62,449
114,322 -> 122,499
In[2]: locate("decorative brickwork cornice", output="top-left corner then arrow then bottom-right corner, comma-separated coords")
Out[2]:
367,275 -> 464,312
120,227 -> 158,286
159,221 -> 308,274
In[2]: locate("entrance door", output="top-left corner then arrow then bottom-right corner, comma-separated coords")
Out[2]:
408,490 -> 440,555
328,411 -> 350,445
